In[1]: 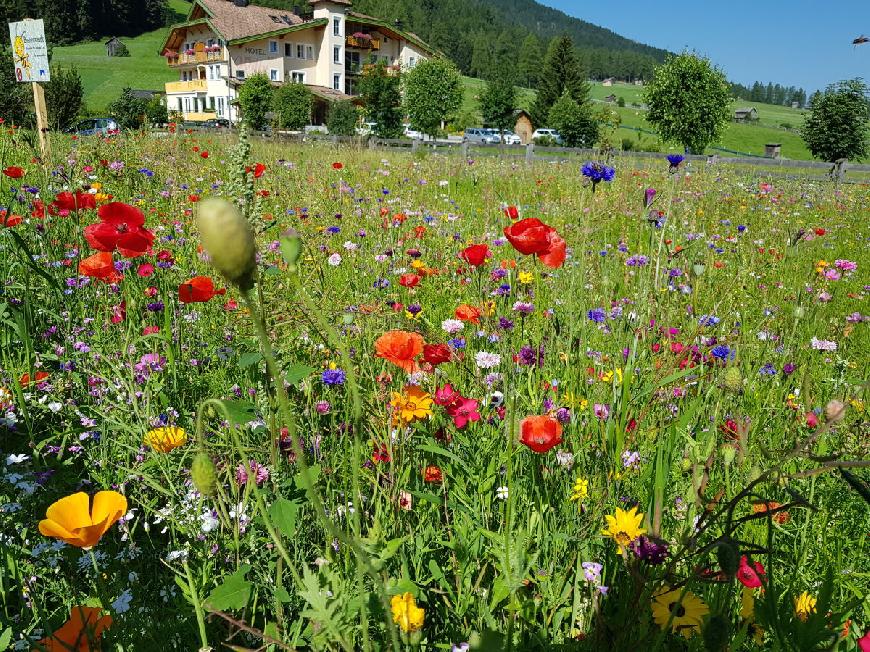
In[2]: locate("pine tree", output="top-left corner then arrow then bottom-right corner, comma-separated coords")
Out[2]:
517,34 -> 543,89
531,35 -> 589,128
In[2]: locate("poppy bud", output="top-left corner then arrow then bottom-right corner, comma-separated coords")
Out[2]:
196,198 -> 256,291
720,444 -> 737,467
280,228 -> 302,273
692,263 -> 706,277
720,367 -> 742,394
191,452 -> 218,496
716,540 -> 739,579
703,614 -> 730,652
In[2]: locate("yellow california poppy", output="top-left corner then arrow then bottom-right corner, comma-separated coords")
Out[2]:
38,491 -> 127,549
144,426 -> 187,453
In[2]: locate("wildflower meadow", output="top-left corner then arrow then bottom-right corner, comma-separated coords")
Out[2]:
0,127 -> 868,651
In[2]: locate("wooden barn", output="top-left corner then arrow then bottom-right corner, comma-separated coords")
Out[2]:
105,37 -> 127,57
734,107 -> 758,122
513,110 -> 534,144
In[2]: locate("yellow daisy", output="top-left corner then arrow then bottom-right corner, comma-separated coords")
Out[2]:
144,427 -> 187,453
602,506 -> 646,553
651,587 -> 709,639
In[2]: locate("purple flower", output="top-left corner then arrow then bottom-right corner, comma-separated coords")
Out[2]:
644,188 -> 656,208
581,162 -> 616,189
321,369 -> 346,386
630,536 -> 669,564
666,154 -> 684,170
587,308 -> 606,323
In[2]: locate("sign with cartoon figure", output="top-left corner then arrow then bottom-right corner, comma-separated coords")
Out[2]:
8,19 -> 50,82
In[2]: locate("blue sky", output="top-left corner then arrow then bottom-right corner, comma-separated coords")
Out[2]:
538,1 -> 870,93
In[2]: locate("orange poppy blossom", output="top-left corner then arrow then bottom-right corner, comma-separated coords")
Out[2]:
454,304 -> 481,324
374,330 -> 425,373
35,605 -> 112,652
519,415 -> 563,453
38,491 -> 128,549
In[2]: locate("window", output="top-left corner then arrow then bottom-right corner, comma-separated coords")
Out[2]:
236,69 -> 245,80
409,56 -> 416,68
306,45 -> 314,60
217,97 -> 225,116
270,69 -> 278,82
333,17 -> 341,36
269,41 -> 278,54
291,71 -> 305,83
333,74 -> 341,90
177,98 -> 183,112
207,38 -> 214,47
285,43 -> 292,57
297,44 -> 304,58
184,97 -> 191,112
333,46 -> 340,63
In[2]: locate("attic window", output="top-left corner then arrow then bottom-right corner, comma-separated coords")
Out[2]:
270,15 -> 281,23
281,15 -> 294,25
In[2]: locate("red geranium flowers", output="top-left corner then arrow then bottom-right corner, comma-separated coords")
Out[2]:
84,202 -> 154,258
503,218 -> 566,269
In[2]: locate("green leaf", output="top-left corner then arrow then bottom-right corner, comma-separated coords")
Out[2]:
4,230 -> 64,298
205,565 -> 252,611
0,627 -> 12,650
238,351 -> 263,368
285,364 -> 315,385
275,587 -> 292,603
216,400 -> 257,425
269,498 -> 300,538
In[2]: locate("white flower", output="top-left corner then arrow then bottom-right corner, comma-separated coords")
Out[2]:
810,337 -> 837,351
495,486 -> 509,500
327,253 -> 342,266
166,549 -> 189,563
343,240 -> 358,251
47,402 -> 63,413
111,589 -> 133,614
441,319 -> 464,334
200,508 -> 219,533
475,351 -> 501,369
5,454 -> 29,465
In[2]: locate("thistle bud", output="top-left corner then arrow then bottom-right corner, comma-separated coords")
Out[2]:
196,197 -> 257,291
824,399 -> 845,424
191,452 -> 218,496
720,444 -> 737,467
280,228 -> 302,273
716,540 -> 739,579
703,614 -> 730,652
721,367 -> 743,394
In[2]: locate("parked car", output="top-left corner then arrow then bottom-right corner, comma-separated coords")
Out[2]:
356,122 -> 378,136
463,127 -> 499,144
67,118 -> 120,137
403,124 -> 424,140
500,130 -> 522,145
532,128 -> 563,145
202,118 -> 230,129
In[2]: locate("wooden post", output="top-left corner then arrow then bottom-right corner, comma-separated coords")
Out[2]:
526,143 -> 534,163
32,81 -> 50,161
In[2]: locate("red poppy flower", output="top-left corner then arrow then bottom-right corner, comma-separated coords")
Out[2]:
332,162 -> 344,170
200,151 -> 209,158
52,191 -> 96,213
460,243 -> 490,267
504,205 -> 519,220
79,251 -> 121,282
423,465 -> 443,484
0,211 -> 22,227
503,218 -> 566,268
736,555 -> 765,588
814,228 -> 825,236
253,163 -> 266,178
2,166 -> 24,179
83,202 -> 154,258
399,273 -> 421,288
20,371 -> 50,386
374,330 -> 424,373
178,276 -> 226,303
455,304 -> 481,324
422,343 -> 451,366
519,415 -> 563,453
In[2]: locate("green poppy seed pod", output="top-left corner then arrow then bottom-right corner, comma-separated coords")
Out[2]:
716,540 -> 739,579
279,228 -> 302,273
703,614 -> 730,652
191,452 -> 218,496
721,367 -> 743,394
196,197 -> 257,291
824,399 -> 845,423
720,444 -> 737,467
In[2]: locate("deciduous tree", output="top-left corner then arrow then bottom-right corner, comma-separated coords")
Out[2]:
272,82 -> 312,131
800,78 -> 870,163
359,62 -> 403,138
403,57 -> 462,138
238,74 -> 274,131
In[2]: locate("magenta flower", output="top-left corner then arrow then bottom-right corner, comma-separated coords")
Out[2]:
446,397 -> 480,429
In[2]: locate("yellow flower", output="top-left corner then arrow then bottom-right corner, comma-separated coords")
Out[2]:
0,386 -> 12,410
600,368 -> 623,384
651,588 -> 709,639
405,309 -> 423,320
144,427 -> 187,453
794,591 -> 816,621
560,391 -> 586,410
602,506 -> 646,553
740,586 -> 755,620
410,259 -> 425,270
90,182 -> 102,190
850,398 -> 864,413
390,385 -> 433,425
570,477 -> 589,503
518,271 -> 533,284
38,491 -> 127,550
391,592 -> 424,633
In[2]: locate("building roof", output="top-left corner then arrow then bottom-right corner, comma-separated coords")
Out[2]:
346,11 -> 435,55
105,36 -> 122,44
735,107 -> 756,113
194,0 -> 304,41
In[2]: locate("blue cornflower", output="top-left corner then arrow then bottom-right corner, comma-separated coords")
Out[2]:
666,154 -> 684,170
581,162 -> 616,191
737,225 -> 747,233
759,363 -> 776,376
587,308 -> 606,323
447,337 -> 466,350
711,345 -> 734,361
321,369 -> 346,386
698,314 -> 720,327
326,226 -> 341,234
139,168 -> 154,177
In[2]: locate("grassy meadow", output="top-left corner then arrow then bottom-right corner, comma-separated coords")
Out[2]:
0,126 -> 867,651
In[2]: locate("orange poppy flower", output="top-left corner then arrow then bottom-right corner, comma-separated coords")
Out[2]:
38,491 -> 128,549
35,606 -> 112,652
374,330 -> 425,373
423,465 -> 443,484
455,304 -> 481,324
79,252 -> 120,283
519,415 -> 563,453
751,500 -> 790,524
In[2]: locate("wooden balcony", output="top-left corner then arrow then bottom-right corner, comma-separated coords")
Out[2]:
185,111 -> 217,122
346,35 -> 381,50
167,51 -> 225,67
165,79 -> 209,94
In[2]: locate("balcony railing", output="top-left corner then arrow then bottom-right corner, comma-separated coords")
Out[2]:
165,79 -> 209,94
167,51 -> 225,67
361,63 -> 400,76
185,111 -> 217,122
346,35 -> 381,50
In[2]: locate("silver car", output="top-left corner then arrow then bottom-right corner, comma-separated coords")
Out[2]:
464,128 -> 499,144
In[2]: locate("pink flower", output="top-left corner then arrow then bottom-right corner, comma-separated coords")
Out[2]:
236,460 -> 269,485
858,629 -> 870,652
137,263 -> 155,277
593,403 -> 610,420
434,383 -> 460,406
736,555 -> 765,588
824,269 -> 841,281
805,412 -> 819,428
446,397 -> 480,429
834,259 -> 857,272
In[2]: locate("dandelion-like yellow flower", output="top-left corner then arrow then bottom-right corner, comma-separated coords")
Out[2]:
391,592 -> 424,633
600,368 -> 623,384
850,398 -> 865,413
570,477 -> 589,503
794,591 -> 817,621
390,385 -> 433,425
602,506 -> 646,553
518,271 -> 534,284
410,259 -> 425,270
651,587 -> 709,639
0,386 -> 12,410
144,427 -> 187,453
